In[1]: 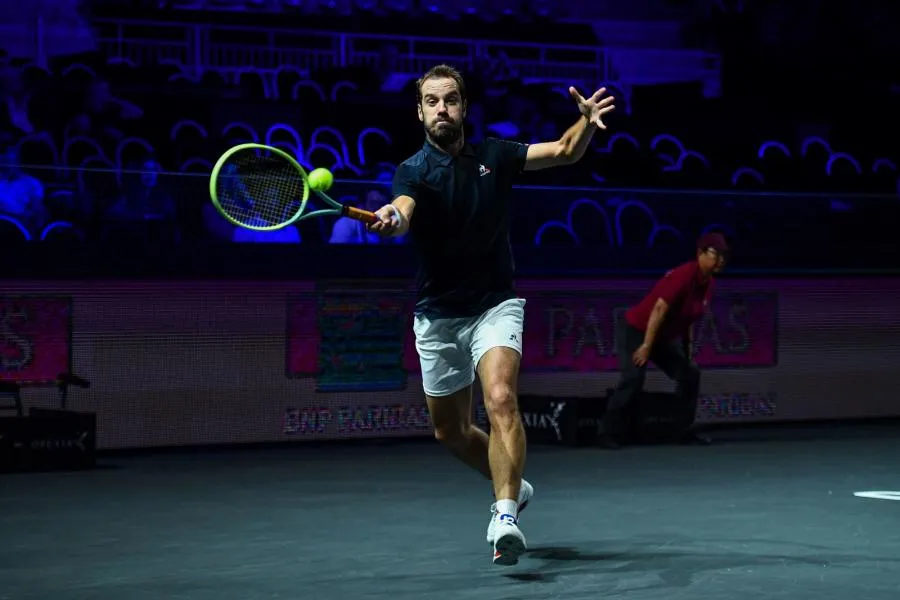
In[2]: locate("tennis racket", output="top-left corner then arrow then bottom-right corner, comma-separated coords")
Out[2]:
209,143 -> 378,231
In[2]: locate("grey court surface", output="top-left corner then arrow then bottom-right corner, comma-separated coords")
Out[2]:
2,423 -> 899,600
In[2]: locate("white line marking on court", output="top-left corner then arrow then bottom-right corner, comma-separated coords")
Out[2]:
853,491 -> 900,501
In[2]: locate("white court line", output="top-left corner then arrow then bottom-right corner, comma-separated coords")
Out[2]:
853,491 -> 900,501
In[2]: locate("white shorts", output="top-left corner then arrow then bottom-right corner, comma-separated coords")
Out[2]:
412,297 -> 526,397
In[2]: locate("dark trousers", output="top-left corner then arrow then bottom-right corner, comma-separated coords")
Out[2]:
599,319 -> 701,438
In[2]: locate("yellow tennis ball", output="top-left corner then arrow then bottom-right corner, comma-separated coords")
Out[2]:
308,168 -> 334,192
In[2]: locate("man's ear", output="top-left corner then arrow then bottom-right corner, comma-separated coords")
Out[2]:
417,103 -> 424,123
463,100 -> 467,119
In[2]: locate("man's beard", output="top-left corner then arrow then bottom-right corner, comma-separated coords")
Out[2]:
427,119 -> 463,147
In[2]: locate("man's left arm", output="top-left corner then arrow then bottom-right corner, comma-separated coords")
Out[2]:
524,86 -> 616,171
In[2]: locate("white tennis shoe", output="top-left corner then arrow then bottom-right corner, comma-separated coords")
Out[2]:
492,513 -> 527,566
486,479 -> 533,544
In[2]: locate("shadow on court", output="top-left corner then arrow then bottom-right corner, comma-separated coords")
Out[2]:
506,537 -> 900,588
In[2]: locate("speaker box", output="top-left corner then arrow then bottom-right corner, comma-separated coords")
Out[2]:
630,390 -> 693,444
0,409 -> 97,473
517,395 -> 607,447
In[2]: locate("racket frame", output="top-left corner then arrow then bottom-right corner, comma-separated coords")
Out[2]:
209,143 -> 378,231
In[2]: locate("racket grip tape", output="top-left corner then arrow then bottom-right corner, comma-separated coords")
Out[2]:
344,205 -> 378,224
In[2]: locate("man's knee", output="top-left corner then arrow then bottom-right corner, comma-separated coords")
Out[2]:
426,386 -> 473,450
433,423 -> 468,449
476,346 -> 521,428
483,382 -> 518,422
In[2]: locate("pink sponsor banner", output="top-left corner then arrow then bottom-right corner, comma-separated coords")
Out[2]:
284,294 -> 320,376
0,296 -> 73,385
522,291 -> 778,371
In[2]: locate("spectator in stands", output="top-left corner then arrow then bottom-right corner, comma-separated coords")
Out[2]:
230,184 -> 302,244
478,52 -> 517,99
491,50 -> 518,88
0,63 -> 34,142
329,188 -> 402,244
201,200 -> 237,242
69,79 -> 143,144
232,221 -> 301,243
106,158 -> 174,220
377,43 -> 400,80
0,143 -> 45,232
104,157 -> 179,247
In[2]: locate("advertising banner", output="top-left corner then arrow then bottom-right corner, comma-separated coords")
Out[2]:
0,296 -> 72,385
2,278 -> 898,449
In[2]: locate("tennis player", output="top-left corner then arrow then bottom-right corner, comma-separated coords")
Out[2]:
596,232 -> 729,449
369,64 -> 615,566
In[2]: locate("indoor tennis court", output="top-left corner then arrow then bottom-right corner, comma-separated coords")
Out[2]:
3,423 -> 898,600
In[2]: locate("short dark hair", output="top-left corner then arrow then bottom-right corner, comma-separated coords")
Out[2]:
416,64 -> 467,105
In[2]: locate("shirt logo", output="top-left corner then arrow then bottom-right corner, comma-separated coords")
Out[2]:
479,164 -> 492,177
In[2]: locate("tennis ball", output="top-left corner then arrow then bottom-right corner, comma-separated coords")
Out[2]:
308,168 -> 334,192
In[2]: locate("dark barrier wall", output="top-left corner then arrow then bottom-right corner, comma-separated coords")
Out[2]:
3,277 -> 900,449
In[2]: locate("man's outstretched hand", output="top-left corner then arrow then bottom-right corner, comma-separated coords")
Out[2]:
570,86 -> 616,130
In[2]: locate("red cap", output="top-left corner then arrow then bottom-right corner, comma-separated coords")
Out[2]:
697,232 -> 729,252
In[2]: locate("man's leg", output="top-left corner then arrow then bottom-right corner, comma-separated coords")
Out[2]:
650,342 -> 708,444
478,347 -> 534,545
470,297 -> 530,565
477,346 -> 525,506
597,320 -> 648,447
425,385 -> 492,480
413,312 -> 492,474
477,345 -> 527,565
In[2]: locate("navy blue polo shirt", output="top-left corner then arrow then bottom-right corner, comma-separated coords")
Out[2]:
392,137 -> 529,319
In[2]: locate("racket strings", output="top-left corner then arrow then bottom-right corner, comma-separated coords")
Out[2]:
215,151 -> 306,228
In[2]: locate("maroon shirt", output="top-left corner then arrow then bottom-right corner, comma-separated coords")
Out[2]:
625,261 -> 714,343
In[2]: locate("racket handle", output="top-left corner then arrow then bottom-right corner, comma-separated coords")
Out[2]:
344,206 -> 378,224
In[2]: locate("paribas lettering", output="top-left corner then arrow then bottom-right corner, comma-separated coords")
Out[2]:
337,405 -> 431,433
693,301 -> 751,354
698,392 -> 777,419
543,297 -> 756,358
283,405 -> 433,435
0,307 -> 34,371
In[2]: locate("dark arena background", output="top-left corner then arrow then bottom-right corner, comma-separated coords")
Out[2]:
2,1 -> 900,598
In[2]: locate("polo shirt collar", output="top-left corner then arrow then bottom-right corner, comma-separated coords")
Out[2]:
422,138 -> 475,165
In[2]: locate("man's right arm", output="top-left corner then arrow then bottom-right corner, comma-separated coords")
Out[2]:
373,162 -> 418,237
641,298 -> 670,350
387,195 -> 415,237
640,267 -> 690,350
